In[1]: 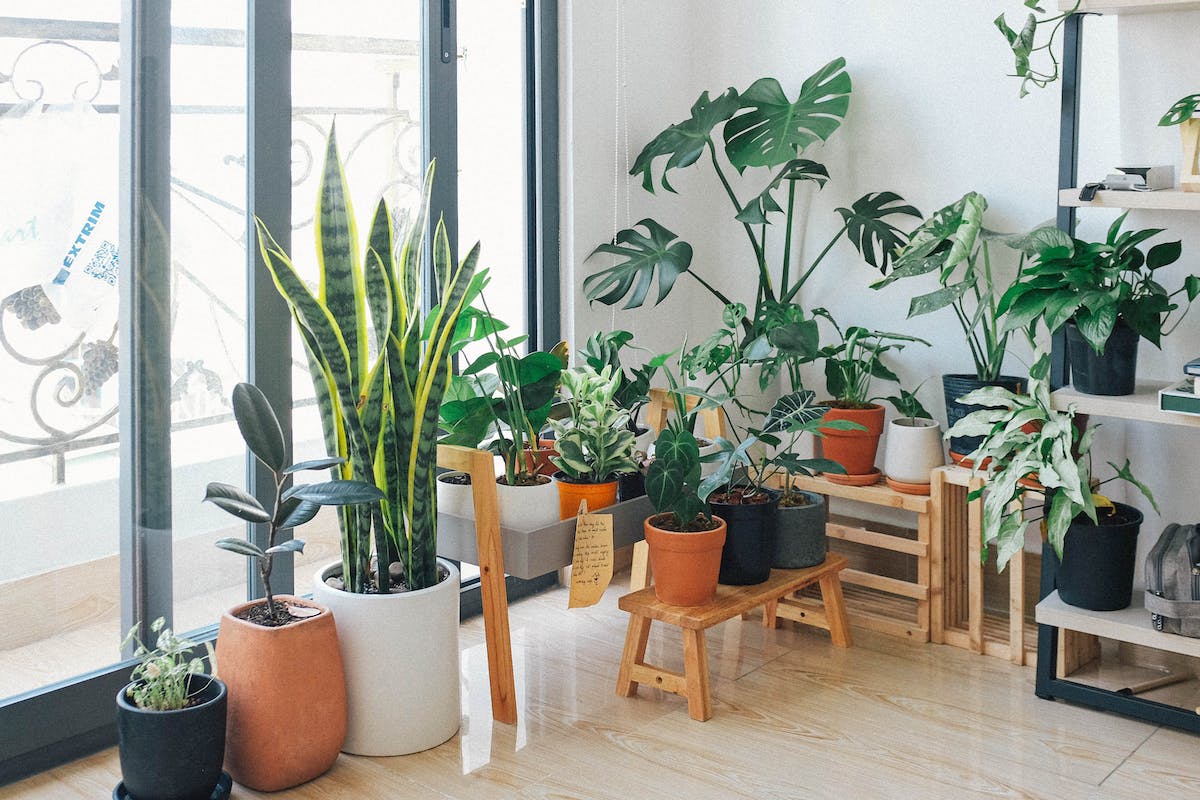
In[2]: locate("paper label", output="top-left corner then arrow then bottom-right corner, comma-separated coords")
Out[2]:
568,499 -> 613,608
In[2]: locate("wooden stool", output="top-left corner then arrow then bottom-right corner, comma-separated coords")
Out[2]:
616,554 -> 851,721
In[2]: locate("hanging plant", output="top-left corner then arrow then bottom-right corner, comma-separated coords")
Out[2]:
995,1 -> 1081,97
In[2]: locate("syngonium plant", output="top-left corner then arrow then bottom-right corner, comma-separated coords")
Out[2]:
257,126 -> 484,594
584,58 -> 920,390
204,383 -> 384,623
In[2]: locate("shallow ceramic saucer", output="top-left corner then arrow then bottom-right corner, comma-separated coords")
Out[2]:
824,467 -> 882,487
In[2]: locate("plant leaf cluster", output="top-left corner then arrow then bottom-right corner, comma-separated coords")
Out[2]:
998,212 -> 1200,352
121,618 -> 215,712
580,329 -> 661,435
548,365 -> 639,483
994,1 -> 1080,98
813,309 -> 930,408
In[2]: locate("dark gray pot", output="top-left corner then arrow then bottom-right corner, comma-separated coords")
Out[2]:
773,491 -> 827,569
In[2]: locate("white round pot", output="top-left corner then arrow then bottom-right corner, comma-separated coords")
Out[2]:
313,559 -> 461,756
437,472 -> 560,531
883,417 -> 945,485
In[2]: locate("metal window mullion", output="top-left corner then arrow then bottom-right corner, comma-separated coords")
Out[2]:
246,0 -> 294,600
118,0 -> 174,647
423,0 -> 458,291
527,0 -> 559,349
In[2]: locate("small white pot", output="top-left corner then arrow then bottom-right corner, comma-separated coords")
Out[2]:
436,471 -> 560,531
883,417 -> 945,485
313,559 -> 461,756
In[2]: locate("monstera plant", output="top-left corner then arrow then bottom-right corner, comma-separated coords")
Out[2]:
584,58 -> 920,389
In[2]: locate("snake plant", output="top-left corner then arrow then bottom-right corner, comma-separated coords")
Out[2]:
256,126 -> 484,593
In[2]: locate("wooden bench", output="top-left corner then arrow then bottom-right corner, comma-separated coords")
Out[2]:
615,553 -> 851,721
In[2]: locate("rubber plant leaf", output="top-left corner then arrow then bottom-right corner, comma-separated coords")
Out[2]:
284,456 -> 346,474
836,191 -> 922,272
287,480 -> 385,506
723,58 -> 851,171
629,87 -> 740,193
204,482 -> 271,524
231,382 -> 288,473
215,538 -> 268,559
276,497 -> 321,529
585,219 -> 694,309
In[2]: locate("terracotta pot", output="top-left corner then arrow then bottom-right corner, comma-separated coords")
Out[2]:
554,472 -> 619,519
524,438 -> 559,477
312,560 -> 460,756
818,403 -> 886,476
644,514 -> 727,606
217,596 -> 346,791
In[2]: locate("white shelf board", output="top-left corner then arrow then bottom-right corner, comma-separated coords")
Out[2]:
1051,383 -> 1200,428
1063,0 -> 1200,13
1059,188 -> 1200,211
1037,590 -> 1200,658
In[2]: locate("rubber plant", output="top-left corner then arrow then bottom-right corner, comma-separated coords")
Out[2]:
256,126 -> 483,593
584,58 -> 920,390
871,191 -> 1063,382
204,382 -> 384,623
946,347 -> 1159,569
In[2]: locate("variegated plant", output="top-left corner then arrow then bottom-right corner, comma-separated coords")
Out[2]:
548,365 -> 638,483
256,126 -> 484,593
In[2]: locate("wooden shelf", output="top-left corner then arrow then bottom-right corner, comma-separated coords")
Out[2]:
1037,590 -> 1200,658
1059,188 -> 1200,211
1063,0 -> 1200,14
1050,383 -> 1200,428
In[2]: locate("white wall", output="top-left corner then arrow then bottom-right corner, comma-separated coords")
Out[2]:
561,2 -> 1200,558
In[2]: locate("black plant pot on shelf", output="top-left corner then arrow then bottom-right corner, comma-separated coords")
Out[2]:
617,470 -> 645,501
773,491 -> 827,569
1065,320 -> 1139,396
711,488 -> 779,585
116,674 -> 228,800
943,373 -> 1027,462
1049,501 -> 1144,612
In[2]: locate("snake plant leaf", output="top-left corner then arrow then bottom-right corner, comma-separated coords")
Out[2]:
735,159 -> 830,224
584,219 -> 693,309
315,125 -> 367,389
364,199 -> 395,355
630,88 -> 740,193
836,191 -> 922,272
724,58 -> 851,171
231,382 -> 288,473
215,538 -> 268,559
275,497 -> 321,529
266,539 -> 307,556
204,482 -> 271,524
1159,94 -> 1200,126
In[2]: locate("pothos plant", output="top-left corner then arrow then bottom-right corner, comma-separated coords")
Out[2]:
995,1 -> 1081,97
204,383 -> 384,624
584,58 -> 920,388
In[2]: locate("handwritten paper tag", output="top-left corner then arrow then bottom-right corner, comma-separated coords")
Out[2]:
568,499 -> 613,608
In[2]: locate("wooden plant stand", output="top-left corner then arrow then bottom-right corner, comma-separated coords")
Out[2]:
615,554 -> 851,721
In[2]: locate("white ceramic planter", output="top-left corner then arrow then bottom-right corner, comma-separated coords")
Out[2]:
436,472 -> 475,520
313,559 -> 461,756
436,472 -> 560,531
883,417 -> 945,486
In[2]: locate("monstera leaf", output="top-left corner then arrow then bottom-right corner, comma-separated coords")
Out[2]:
629,88 -> 740,193
835,191 -> 921,272
723,58 -> 851,171
735,159 -> 830,225
585,219 -> 693,309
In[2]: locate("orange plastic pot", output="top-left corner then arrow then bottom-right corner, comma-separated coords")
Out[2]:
644,514 -> 727,606
217,596 -> 346,792
555,473 -> 619,519
818,403 -> 886,476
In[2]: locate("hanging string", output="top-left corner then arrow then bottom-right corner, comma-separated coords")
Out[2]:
609,0 -> 623,333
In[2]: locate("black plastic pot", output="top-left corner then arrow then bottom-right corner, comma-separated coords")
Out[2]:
1065,320 -> 1139,396
117,674 -> 228,800
773,491 -> 827,569
1049,501 -> 1144,611
943,373 -> 1027,460
711,488 -> 779,585
617,470 -> 646,501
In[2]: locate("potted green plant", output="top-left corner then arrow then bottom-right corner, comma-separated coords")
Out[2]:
813,308 -> 930,482
880,387 -> 944,495
1160,93 -> 1200,192
948,349 -> 1159,611
643,359 -> 727,606
548,364 -> 639,518
998,212 -> 1200,396
871,191 -> 1062,459
203,382 -> 382,791
437,303 -> 567,531
257,127 -> 481,755
994,0 -> 1080,97
116,619 -> 228,800
584,58 -> 919,376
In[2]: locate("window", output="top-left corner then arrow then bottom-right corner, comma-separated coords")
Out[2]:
0,1 -> 556,782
